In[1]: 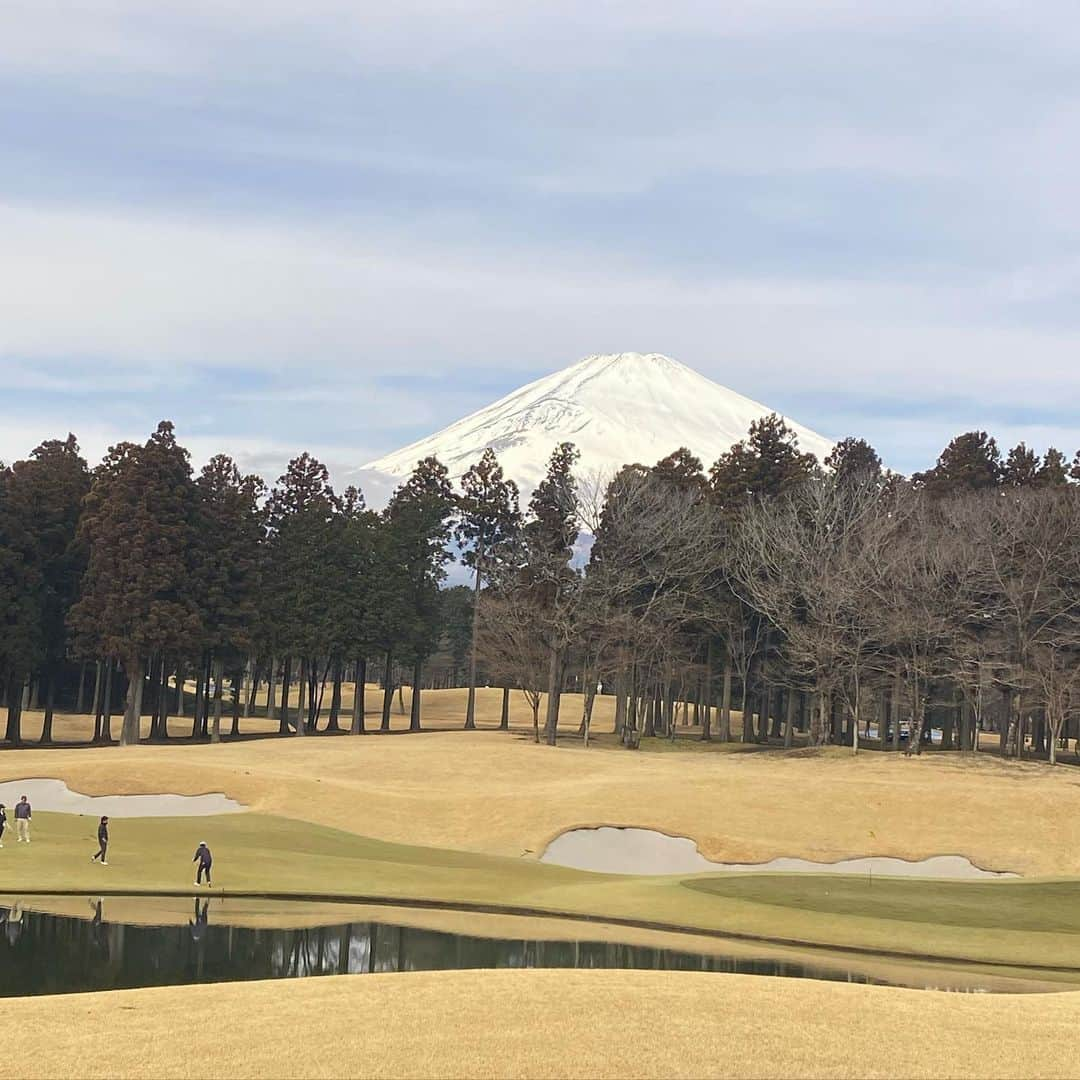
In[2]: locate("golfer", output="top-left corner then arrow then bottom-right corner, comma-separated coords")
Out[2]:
91,816 -> 109,865
14,795 -> 31,843
0,803 -> 6,848
192,841 -> 213,886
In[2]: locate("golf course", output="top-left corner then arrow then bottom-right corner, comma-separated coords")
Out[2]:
4,689 -> 1080,1078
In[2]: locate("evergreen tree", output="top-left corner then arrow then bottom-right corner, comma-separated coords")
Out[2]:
523,442 -> 581,745
383,457 -> 456,732
709,414 -> 818,514
1002,442 -> 1040,487
265,453 -> 342,735
0,461 -> 44,744
914,431 -> 1001,496
69,423 -> 203,746
454,448 -> 522,730
1038,448 -> 1070,487
3,435 -> 90,743
194,455 -> 266,742
825,437 -> 883,486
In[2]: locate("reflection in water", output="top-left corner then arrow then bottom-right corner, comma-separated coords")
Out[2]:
0,899 -> 1030,997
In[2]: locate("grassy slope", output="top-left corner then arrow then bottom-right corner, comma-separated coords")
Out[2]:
5,808 -> 1080,972
3,701 -> 1079,879
4,969 -> 1080,1080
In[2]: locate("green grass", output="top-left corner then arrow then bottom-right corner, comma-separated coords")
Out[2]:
688,874 -> 1080,934
4,810 -> 1080,978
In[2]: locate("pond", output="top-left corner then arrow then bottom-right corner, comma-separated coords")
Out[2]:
540,827 -> 1016,879
0,896 -> 1048,997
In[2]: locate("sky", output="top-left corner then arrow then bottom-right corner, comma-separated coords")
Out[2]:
2,1 -> 1079,487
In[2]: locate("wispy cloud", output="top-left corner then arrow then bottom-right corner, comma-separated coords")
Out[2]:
3,1 -> 1080,483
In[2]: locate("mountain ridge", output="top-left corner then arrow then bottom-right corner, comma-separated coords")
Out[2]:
355,352 -> 833,503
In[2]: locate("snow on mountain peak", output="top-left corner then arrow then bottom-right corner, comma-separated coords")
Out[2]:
355,352 -> 833,504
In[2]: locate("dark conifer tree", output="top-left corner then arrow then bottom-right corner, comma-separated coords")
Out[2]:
825,437 -> 883,486
709,414 -> 818,514
69,423 -> 203,746
0,461 -> 44,745
265,453 -> 341,735
914,431 -> 1002,496
522,442 -> 580,745
194,455 -> 265,742
455,448 -> 522,730
383,457 -> 456,732
1001,442 -> 1040,487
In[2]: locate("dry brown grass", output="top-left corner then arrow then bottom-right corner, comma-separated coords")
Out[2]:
4,969 -> 1080,1079
3,691 -> 1078,877
25,683 -> 620,744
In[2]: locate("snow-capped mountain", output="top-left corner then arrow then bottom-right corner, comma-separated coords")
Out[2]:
355,352 -> 833,504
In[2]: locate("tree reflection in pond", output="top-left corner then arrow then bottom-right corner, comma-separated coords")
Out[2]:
0,899 -> 1006,997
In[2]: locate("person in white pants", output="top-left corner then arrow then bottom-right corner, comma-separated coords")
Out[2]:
14,795 -> 31,843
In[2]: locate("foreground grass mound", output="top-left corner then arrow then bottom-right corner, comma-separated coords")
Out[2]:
4,969 -> 1080,1080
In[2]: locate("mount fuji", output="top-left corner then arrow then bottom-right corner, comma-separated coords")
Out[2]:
353,352 -> 833,505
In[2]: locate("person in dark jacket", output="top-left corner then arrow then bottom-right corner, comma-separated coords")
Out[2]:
14,795 -> 31,843
192,842 -> 213,886
91,816 -> 109,864
0,803 -> 6,848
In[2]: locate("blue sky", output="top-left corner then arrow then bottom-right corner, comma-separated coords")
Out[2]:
2,1 -> 1079,485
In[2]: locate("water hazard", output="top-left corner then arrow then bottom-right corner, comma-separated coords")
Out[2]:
0,896 -> 1060,997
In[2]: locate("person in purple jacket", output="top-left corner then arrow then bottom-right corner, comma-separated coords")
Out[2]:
192,842 -> 213,886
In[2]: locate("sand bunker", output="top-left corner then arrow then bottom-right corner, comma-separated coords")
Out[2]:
0,779 -> 244,818
540,827 -> 1016,879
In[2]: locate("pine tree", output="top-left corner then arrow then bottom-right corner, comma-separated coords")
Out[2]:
825,437 -> 883,486
709,414 -> 818,514
3,436 -> 90,743
523,442 -> 580,745
69,423 -> 203,746
914,431 -> 1002,496
1001,442 -> 1040,487
1038,448 -> 1070,487
454,448 -> 522,730
193,455 -> 265,742
383,457 -> 456,732
0,461 -> 43,745
265,453 -> 342,735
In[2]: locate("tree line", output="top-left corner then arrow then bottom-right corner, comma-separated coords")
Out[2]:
4,418 -> 1080,763
479,421 -> 1080,763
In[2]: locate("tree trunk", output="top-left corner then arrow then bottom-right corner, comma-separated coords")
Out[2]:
465,559 -> 483,730
243,656 -> 255,718
100,661 -> 114,743
543,646 -> 562,746
76,661 -> 89,714
192,660 -> 203,739
381,649 -> 394,732
500,685 -> 510,731
350,657 -> 367,735
210,655 -> 224,743
268,657 -> 280,720
327,657 -> 343,733
720,656 -> 733,743
175,661 -> 186,717
90,660 -> 104,742
784,687 -> 796,748
39,669 -> 55,745
278,657 -> 293,734
741,685 -> 754,743
409,658 -> 423,732
5,675 -> 25,745
120,656 -> 145,747
295,658 -> 307,737
231,674 -> 242,738
700,641 -> 714,741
